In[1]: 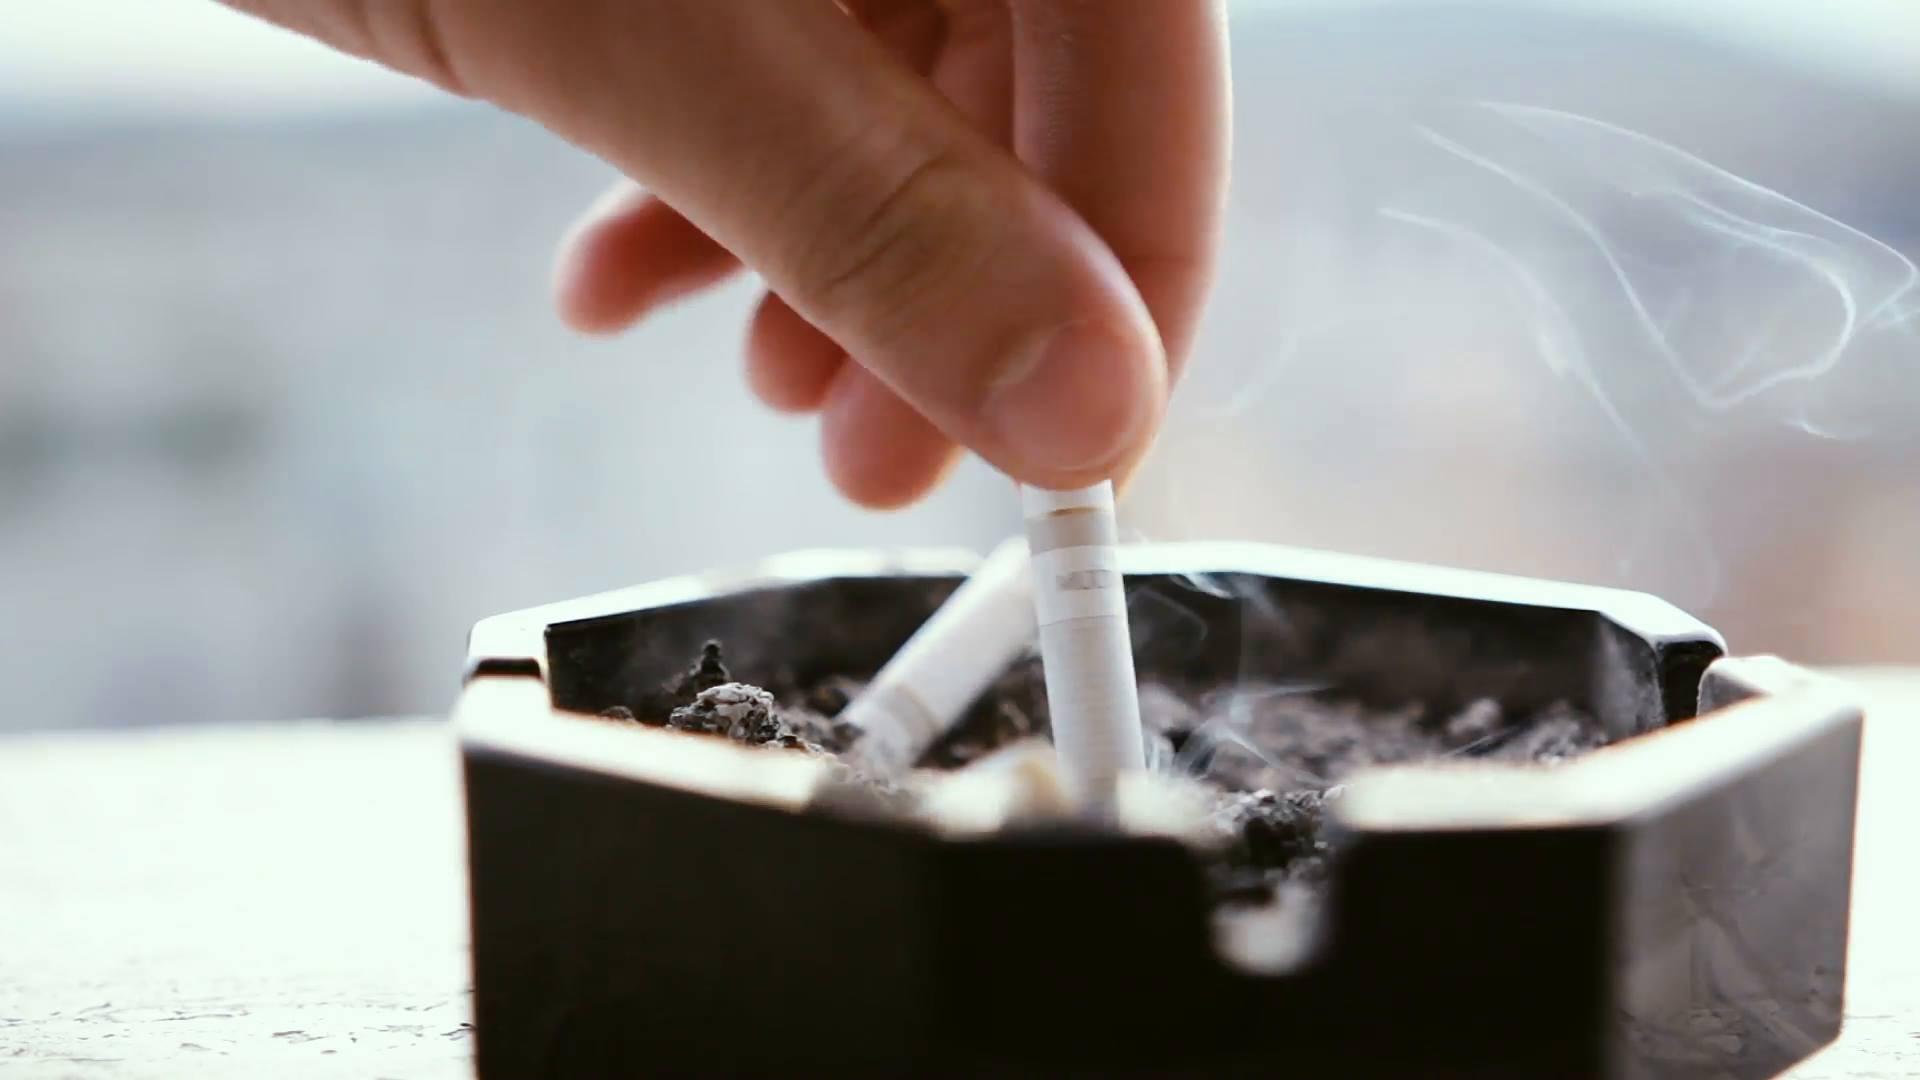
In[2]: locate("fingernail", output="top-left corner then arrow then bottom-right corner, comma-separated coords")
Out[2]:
983,323 -> 1158,476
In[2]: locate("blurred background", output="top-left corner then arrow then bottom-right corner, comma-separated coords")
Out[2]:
2,1 -> 1915,733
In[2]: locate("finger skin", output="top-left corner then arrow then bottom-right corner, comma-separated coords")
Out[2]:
745,294 -> 846,413
219,0 -> 1169,491
820,362 -> 961,509
821,0 -> 1007,501
562,2 -> 993,500
553,182 -> 738,333
1009,0 -> 1232,376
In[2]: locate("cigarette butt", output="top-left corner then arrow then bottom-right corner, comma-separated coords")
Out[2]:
1022,481 -> 1145,809
842,537 -> 1035,776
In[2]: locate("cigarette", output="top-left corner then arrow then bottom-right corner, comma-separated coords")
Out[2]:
1021,481 -> 1145,809
841,537 -> 1035,776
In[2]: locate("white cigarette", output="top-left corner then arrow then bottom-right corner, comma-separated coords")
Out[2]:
1020,481 -> 1145,809
841,537 -> 1035,776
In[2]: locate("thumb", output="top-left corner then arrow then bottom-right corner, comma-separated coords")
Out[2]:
220,0 -> 1166,487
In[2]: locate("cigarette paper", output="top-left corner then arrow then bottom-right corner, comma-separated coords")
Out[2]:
1021,481 -> 1145,809
841,537 -> 1035,776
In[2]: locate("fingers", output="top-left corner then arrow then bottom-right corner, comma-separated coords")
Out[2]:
648,2 -> 1157,490
858,0 -> 1013,146
788,0 -> 1014,502
1008,1 -> 1231,376
820,363 -> 962,508
221,0 -> 1166,491
552,182 -> 739,333
815,0 -> 1001,501
745,294 -> 845,413
845,0 -> 946,72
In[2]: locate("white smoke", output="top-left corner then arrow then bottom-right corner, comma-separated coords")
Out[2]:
1144,99 -> 1919,625
1394,103 -> 1915,429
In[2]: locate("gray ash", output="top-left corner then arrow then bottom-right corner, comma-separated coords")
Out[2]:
1491,702 -> 1607,764
670,681 -> 861,755
1444,697 -> 1504,747
674,641 -> 734,701
918,654 -> 1049,768
603,642 -> 1611,910
668,683 -> 777,739
612,642 -> 854,754
800,675 -> 865,719
1210,788 -> 1342,902
620,639 -> 741,724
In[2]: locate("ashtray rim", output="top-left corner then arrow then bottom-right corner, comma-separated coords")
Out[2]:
454,542 -> 1859,838
464,540 -> 1726,683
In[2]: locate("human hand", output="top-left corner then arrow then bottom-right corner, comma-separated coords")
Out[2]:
223,1 -> 1229,507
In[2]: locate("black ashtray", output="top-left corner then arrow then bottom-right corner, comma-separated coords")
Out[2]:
456,544 -> 1862,1078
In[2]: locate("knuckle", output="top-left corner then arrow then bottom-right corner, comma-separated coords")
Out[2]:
787,143 -> 1000,351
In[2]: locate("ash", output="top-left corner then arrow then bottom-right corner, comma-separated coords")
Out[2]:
612,641 -> 856,754
1210,788 -> 1342,902
605,643 -> 1610,910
